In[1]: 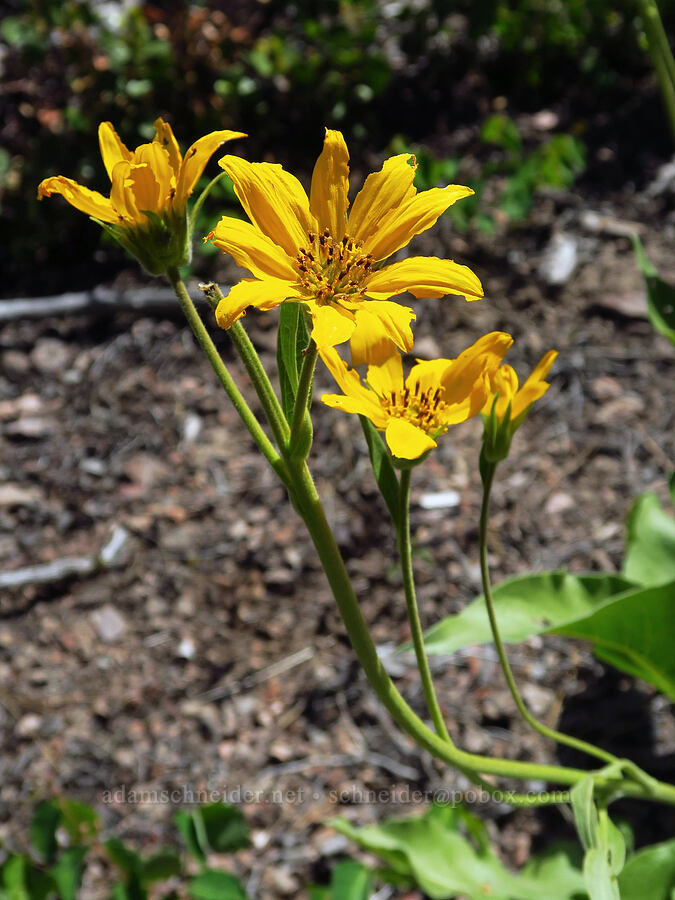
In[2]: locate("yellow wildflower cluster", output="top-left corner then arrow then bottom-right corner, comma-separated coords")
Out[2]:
39,122 -> 556,460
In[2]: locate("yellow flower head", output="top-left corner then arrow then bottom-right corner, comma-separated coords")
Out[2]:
320,332 -> 513,460
481,350 -> 558,461
38,119 -> 245,274
207,129 -> 483,365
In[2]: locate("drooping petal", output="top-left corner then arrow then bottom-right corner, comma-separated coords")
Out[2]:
405,358 -> 454,396
385,418 -> 437,459
363,184 -> 474,261
219,156 -> 316,259
348,154 -> 417,244
310,129 -> 350,240
486,365 -> 519,419
310,303 -> 355,350
511,350 -> 558,420
442,332 -> 513,406
135,142 -> 176,206
152,117 -> 182,176
320,348 -> 388,427
366,353 -> 404,398
214,277 -> 298,329
176,130 -> 246,204
37,175 -> 118,223
207,216 -> 298,280
364,256 -> 483,301
98,122 -> 132,181
350,301 -> 415,366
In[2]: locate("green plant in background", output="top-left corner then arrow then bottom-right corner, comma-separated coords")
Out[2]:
390,115 -> 586,234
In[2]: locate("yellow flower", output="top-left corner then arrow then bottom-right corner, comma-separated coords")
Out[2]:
320,332 -> 513,460
38,118 -> 245,274
207,129 -> 483,365
481,350 -> 558,461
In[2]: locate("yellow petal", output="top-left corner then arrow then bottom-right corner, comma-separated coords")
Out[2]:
110,160 -> 141,221
511,350 -> 558,420
152,117 -> 182,176
320,348 -> 388,426
98,122 -> 132,181
350,302 -> 415,367
348,154 -> 417,244
214,278 -> 297,329
385,418 -> 437,459
220,156 -> 316,259
207,216 -> 298,280
310,129 -> 350,240
485,365 -> 519,419
177,130 -> 246,204
136,141 -> 176,206
364,256 -> 483,301
366,353 -> 404,397
406,358 -> 454,396
363,184 -> 474,261
443,332 -> 513,407
37,175 -> 118,223
310,304 -> 355,350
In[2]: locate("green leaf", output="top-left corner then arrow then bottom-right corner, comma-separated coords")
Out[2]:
176,805 -> 249,863
105,838 -> 143,877
58,798 -> 100,845
358,415 -> 400,528
277,302 -> 311,423
556,581 -> 675,699
330,860 -> 372,900
331,804 -> 586,900
421,570 -> 675,700
2,856 -> 29,900
571,776 -> 597,852
422,571 -> 635,655
140,851 -> 182,884
50,847 -> 87,900
618,838 -> 675,900
188,870 -> 248,899
30,800 -> 61,863
633,236 -> 675,346
623,492 -> 675,586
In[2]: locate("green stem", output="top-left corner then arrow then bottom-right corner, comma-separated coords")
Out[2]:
639,0 -> 675,143
286,458 -> 588,804
479,459 -> 618,766
398,468 -> 451,742
288,340 -> 318,458
167,269 -> 288,482
228,320 -> 290,451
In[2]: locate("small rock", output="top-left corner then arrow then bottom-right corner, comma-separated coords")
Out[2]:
5,417 -> 55,438
0,484 -> 42,507
521,683 -> 555,717
16,714 -> 42,738
182,413 -> 202,444
419,489 -> 461,510
1,350 -> 31,378
0,393 -> 42,420
594,292 -> 648,320
412,335 -> 441,359
264,866 -> 299,897
177,636 -> 195,660
590,376 -> 622,401
91,605 -> 127,643
31,338 -> 72,375
544,491 -> 574,515
594,394 -> 645,424
538,233 -> 578,285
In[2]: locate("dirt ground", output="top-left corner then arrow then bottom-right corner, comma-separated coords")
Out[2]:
1,172 -> 674,897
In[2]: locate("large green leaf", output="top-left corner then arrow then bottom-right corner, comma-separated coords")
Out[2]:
623,492 -> 675,586
421,571 -> 675,699
188,870 -> 248,900
29,801 -> 60,864
331,804 -> 586,900
176,804 -> 249,864
422,572 -> 634,654
633,236 -> 675,346
359,415 -> 400,528
50,848 -> 87,900
618,838 -> 675,900
556,581 -> 675,698
276,302 -> 311,423
308,861 -> 373,900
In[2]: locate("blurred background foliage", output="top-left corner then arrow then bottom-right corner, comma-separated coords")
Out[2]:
1,0 -> 673,295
